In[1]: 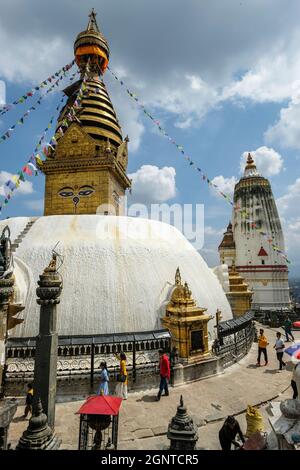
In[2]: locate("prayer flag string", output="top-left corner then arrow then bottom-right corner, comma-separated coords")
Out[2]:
0,60 -> 75,117
0,94 -> 66,214
0,63 -> 82,214
0,69 -> 78,146
108,66 -> 291,264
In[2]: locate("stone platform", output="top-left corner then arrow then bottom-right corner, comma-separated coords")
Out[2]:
7,325 -> 300,450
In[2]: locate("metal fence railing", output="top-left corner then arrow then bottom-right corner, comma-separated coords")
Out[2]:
212,312 -> 255,369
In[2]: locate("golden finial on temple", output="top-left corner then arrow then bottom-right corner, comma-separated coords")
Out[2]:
175,267 -> 181,285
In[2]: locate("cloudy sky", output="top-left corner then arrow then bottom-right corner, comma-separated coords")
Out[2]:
0,0 -> 300,276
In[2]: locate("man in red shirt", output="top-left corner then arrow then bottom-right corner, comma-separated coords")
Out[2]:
156,350 -> 170,401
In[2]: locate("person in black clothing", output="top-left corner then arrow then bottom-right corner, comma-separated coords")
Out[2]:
219,415 -> 245,450
23,383 -> 33,419
291,363 -> 299,399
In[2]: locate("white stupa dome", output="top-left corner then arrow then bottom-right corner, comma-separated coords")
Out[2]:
1,215 -> 232,340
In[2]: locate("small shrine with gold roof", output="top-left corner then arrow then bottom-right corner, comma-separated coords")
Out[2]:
162,268 -> 213,361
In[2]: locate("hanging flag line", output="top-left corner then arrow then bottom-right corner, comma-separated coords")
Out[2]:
0,69 -> 79,146
52,66 -> 90,142
0,60 -> 75,117
0,65 -> 90,215
0,94 -> 67,214
108,66 -> 291,264
0,63 -> 83,214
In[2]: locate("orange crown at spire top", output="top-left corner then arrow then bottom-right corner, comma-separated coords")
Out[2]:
74,10 -> 109,75
245,152 -> 256,171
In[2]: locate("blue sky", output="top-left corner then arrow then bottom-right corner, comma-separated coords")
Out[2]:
0,0 -> 300,276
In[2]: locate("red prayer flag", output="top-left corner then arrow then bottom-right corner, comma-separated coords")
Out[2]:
22,165 -> 33,176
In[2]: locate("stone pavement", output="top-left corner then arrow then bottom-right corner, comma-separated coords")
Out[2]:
7,325 -> 300,450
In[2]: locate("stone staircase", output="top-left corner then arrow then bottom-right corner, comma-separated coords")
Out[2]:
11,218 -> 37,253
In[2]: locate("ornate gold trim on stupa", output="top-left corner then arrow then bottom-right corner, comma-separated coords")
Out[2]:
162,268 -> 212,361
40,11 -> 131,216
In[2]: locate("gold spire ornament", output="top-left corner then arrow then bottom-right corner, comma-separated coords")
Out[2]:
245,152 -> 256,171
175,267 -> 182,286
74,9 -> 109,75
40,11 -> 131,216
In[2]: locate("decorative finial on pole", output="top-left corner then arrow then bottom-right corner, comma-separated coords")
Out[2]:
87,8 -> 99,31
175,267 -> 181,286
245,152 -> 256,169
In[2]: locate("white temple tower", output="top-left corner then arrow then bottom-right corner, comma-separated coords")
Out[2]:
232,153 -> 291,311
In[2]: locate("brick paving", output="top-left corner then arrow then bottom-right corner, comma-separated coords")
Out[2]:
7,325 -> 300,450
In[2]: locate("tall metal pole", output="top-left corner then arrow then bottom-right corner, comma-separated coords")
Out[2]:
90,343 -> 95,388
34,253 -> 62,430
132,340 -> 136,384
17,253 -> 62,450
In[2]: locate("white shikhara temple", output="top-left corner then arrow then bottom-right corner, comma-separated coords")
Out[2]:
220,153 -> 291,311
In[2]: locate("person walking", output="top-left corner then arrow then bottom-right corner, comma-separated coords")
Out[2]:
156,350 -> 170,401
284,317 -> 295,342
256,329 -> 269,366
291,363 -> 299,399
274,332 -> 286,370
115,352 -> 128,400
219,415 -> 245,450
22,383 -> 33,419
97,362 -> 109,396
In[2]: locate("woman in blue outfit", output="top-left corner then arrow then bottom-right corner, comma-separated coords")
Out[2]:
97,361 -> 109,396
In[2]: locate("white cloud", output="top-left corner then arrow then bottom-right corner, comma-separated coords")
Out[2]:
147,73 -> 219,129
222,54 -> 300,103
1,1 -> 300,151
0,171 -> 33,196
0,80 -> 5,105
241,146 -> 284,176
210,175 -> 237,198
280,217 -> 300,271
24,199 -> 44,213
277,178 -> 300,217
128,165 -> 176,204
276,178 -> 300,269
204,226 -> 223,236
0,28 -> 66,84
200,247 -> 220,268
265,95 -> 300,150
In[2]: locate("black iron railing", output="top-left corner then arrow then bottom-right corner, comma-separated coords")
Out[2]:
5,329 -> 171,387
212,312 -> 255,368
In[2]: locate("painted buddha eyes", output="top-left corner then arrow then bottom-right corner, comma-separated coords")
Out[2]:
58,186 -> 95,198
59,187 -> 74,198
78,187 -> 94,197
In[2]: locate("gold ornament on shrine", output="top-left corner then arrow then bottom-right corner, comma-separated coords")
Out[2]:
162,267 -> 213,361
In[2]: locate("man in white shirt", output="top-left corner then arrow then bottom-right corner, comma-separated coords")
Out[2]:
273,331 -> 286,371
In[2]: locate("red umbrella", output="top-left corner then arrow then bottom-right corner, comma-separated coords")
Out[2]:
293,321 -> 300,328
76,395 -> 122,416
